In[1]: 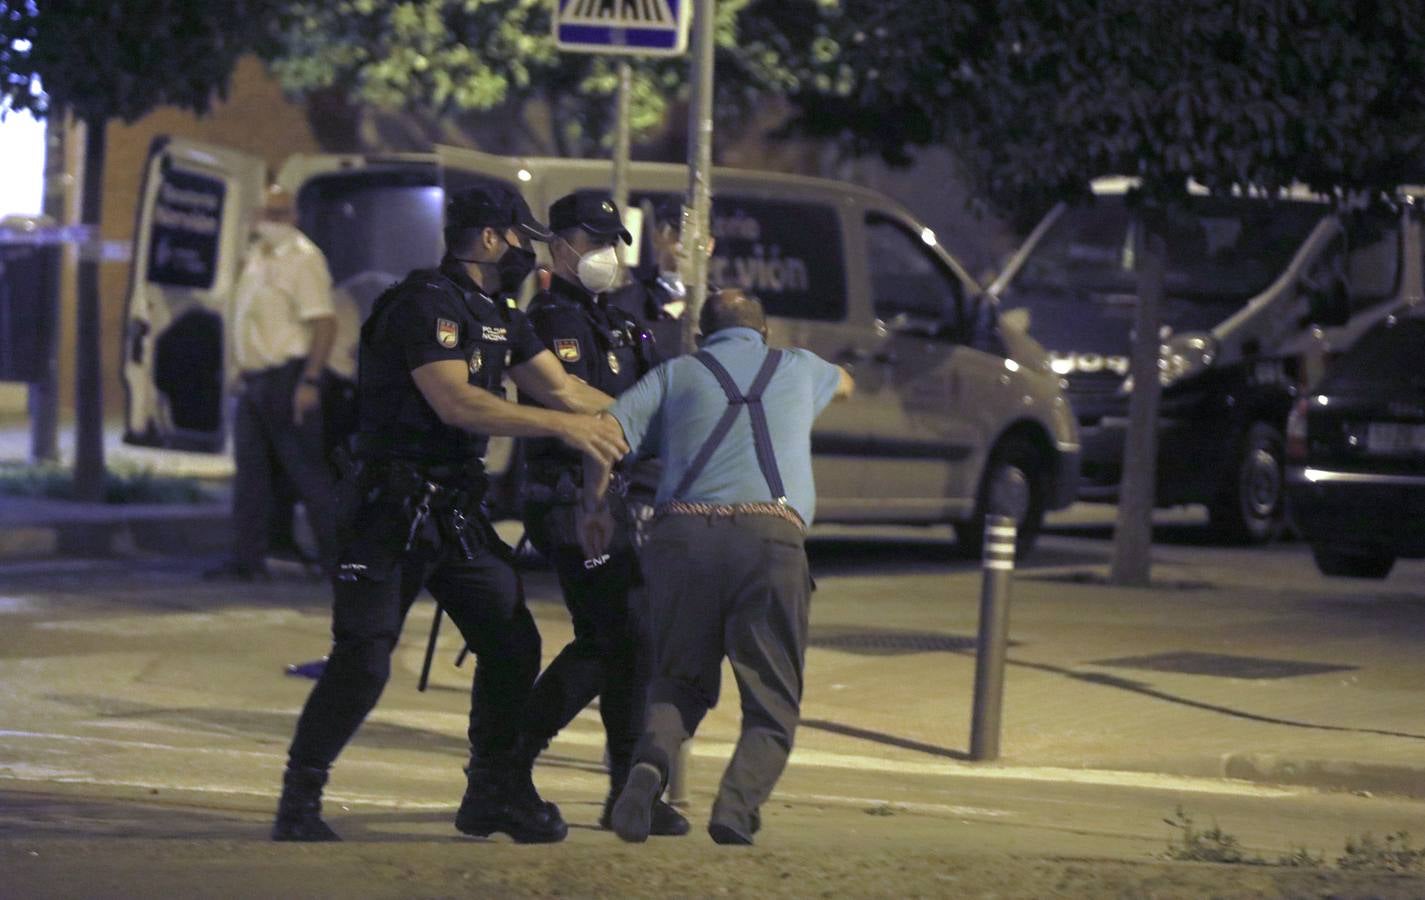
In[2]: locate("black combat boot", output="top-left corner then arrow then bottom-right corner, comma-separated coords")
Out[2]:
454,736 -> 567,844
599,761 -> 689,836
271,765 -> 341,842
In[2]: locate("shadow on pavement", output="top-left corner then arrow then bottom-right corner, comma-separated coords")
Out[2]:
0,790 -> 267,840
799,718 -> 969,760
1000,659 -> 1425,742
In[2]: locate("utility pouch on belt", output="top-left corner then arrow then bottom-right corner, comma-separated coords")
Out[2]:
335,462 -> 438,582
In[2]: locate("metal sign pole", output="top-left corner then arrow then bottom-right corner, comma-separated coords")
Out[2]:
970,515 -> 1017,761
678,0 -> 715,355
611,59 -> 632,229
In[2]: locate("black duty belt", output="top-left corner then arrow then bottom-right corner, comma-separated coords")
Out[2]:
352,430 -> 477,464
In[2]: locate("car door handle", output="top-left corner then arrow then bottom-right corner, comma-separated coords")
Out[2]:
837,347 -> 870,364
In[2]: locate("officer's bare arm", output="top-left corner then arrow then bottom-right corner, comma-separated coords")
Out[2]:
509,349 -> 615,414
835,365 -> 855,400
411,360 -> 626,464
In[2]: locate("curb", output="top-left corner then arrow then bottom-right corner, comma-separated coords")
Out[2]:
0,503 -> 231,559
1223,752 -> 1425,800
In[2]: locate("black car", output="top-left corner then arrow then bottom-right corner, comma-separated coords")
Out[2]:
1286,307 -> 1425,578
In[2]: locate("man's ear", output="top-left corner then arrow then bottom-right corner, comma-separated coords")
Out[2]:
482,226 -> 503,254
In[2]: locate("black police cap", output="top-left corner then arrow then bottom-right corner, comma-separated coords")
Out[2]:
446,186 -> 552,242
548,192 -> 632,245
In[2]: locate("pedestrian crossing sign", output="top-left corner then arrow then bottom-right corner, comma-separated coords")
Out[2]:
554,0 -> 692,57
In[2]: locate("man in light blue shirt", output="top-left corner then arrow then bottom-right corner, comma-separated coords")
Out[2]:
580,288 -> 853,845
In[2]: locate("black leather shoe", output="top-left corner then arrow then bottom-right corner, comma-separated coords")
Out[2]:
708,821 -> 754,845
271,765 -> 340,842
600,795 -> 689,836
610,762 -> 661,843
455,767 -> 567,844
707,806 -> 760,845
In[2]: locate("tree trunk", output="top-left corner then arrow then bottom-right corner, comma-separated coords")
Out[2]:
1109,212 -> 1166,586
29,111 -> 68,463
72,116 -> 107,503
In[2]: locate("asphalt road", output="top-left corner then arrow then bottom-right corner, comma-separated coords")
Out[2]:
3,510 -> 1425,897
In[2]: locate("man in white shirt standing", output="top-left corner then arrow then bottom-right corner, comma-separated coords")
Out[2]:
206,184 -> 339,581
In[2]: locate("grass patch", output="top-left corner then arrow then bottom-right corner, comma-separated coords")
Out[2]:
1338,832 -> 1425,873
1166,807 -> 1422,873
0,463 -> 215,505
1163,806 -> 1264,865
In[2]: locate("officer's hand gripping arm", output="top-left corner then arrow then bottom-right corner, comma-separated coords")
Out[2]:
411,359 -> 627,464
509,349 -> 615,415
578,423 -> 620,558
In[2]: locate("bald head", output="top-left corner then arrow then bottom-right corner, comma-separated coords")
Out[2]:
699,288 -> 767,339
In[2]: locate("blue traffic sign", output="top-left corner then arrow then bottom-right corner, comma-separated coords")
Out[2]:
554,0 -> 691,57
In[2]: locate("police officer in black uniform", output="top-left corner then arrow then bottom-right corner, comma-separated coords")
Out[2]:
271,187 -> 628,844
517,192 -> 689,836
608,199 -> 694,353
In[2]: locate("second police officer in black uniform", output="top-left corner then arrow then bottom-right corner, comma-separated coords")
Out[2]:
517,192 -> 690,836
270,187 -> 628,844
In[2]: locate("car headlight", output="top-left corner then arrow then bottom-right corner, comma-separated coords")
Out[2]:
1160,333 -> 1218,387
1119,332 -> 1218,394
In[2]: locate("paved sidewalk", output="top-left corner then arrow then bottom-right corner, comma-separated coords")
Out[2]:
782,530 -> 1425,802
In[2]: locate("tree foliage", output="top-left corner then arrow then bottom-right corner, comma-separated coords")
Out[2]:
267,0 -> 850,156
0,0 -> 281,504
0,0 -> 280,123
787,0 -> 1425,213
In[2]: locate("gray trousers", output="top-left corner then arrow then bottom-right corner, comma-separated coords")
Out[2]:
232,361 -> 338,572
633,513 -> 811,834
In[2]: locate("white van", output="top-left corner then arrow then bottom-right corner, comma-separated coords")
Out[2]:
989,176 -> 1418,542
122,139 -> 1080,555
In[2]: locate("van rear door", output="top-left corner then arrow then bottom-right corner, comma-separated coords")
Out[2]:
122,137 -> 264,451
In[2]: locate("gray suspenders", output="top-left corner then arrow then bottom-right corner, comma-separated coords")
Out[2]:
670,349 -> 787,504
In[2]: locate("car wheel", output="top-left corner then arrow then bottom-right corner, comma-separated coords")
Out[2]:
955,436 -> 1045,560
1208,421 -> 1284,545
1311,546 -> 1396,579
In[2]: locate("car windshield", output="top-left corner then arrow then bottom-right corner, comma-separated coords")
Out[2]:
1012,195 -> 1326,307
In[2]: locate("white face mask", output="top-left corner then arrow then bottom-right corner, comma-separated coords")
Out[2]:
575,245 -> 621,294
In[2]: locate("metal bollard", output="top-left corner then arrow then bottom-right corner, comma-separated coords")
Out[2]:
970,515 -> 1016,761
665,739 -> 691,808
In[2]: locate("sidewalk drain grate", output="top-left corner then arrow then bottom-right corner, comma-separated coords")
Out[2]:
810,630 -> 987,655
1089,651 -> 1355,680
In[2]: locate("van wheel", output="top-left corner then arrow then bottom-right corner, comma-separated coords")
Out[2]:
1208,422 -> 1284,544
1311,546 -> 1396,579
955,436 -> 1045,560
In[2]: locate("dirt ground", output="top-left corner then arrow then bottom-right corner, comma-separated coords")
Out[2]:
4,788 -> 1425,899
8,836 -> 1425,899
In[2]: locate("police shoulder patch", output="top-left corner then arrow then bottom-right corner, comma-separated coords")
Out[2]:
436,317 -> 459,349
555,339 -> 581,362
